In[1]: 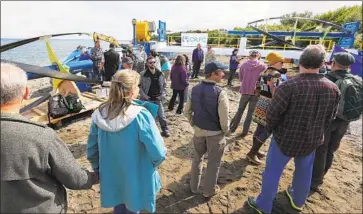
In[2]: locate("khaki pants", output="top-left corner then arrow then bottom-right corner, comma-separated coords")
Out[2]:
190,133 -> 226,196
164,70 -> 170,82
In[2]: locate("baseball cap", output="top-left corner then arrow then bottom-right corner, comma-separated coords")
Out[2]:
249,50 -> 260,56
204,61 -> 228,74
266,52 -> 285,65
333,52 -> 355,66
122,57 -> 133,64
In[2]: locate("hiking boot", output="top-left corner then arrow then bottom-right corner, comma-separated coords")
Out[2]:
246,137 -> 265,165
285,186 -> 303,212
246,153 -> 263,165
203,185 -> 220,198
256,151 -> 266,159
190,188 -> 199,194
161,130 -> 170,138
247,197 -> 265,214
238,132 -> 248,138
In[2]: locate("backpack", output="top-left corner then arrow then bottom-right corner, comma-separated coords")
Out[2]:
48,94 -> 69,119
64,93 -> 84,114
328,72 -> 363,121
48,93 -> 84,121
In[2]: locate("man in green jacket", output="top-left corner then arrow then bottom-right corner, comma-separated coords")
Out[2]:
0,63 -> 99,213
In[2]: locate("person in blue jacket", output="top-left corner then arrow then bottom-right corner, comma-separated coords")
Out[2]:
87,69 -> 167,213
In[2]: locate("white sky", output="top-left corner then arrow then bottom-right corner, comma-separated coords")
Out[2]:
1,1 -> 361,40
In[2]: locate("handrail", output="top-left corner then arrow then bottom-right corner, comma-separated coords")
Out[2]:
167,35 -> 335,51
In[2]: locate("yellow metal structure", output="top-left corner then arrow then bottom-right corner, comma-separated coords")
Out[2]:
45,41 -> 81,96
136,21 -> 152,42
167,35 -> 335,51
93,32 -> 120,47
46,41 -> 70,90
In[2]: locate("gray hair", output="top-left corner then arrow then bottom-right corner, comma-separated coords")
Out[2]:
299,44 -> 326,69
1,63 -> 28,104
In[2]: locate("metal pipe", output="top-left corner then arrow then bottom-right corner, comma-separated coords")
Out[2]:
132,18 -> 137,46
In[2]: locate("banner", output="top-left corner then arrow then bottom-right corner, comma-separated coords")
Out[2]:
181,33 -> 208,47
338,22 -> 361,49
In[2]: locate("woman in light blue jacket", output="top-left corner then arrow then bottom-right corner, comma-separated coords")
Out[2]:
87,69 -> 167,213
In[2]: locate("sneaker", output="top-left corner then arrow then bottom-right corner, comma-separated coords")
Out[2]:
161,130 -> 170,138
203,185 -> 220,198
285,186 -> 303,212
247,197 -> 265,214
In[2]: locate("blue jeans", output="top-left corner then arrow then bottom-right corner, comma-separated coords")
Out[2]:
256,137 -> 315,213
113,204 -> 138,214
150,100 -> 168,132
92,64 -> 102,81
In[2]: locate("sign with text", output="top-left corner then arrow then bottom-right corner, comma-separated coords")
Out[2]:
181,33 -> 208,47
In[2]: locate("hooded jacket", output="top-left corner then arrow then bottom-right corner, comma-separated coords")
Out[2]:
87,100 -> 166,213
239,59 -> 268,95
170,65 -> 189,90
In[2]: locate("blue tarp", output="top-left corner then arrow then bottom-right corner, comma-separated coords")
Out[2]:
330,45 -> 362,77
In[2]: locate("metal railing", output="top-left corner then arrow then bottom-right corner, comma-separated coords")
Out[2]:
167,35 -> 335,51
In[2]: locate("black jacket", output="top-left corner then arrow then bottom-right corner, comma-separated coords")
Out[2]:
104,49 -> 120,81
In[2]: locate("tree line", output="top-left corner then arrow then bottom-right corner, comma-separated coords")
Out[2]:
162,5 -> 362,49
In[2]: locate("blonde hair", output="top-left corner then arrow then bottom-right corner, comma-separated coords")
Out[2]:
99,69 -> 140,120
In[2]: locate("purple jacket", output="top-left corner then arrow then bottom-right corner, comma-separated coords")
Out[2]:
229,54 -> 239,70
170,65 -> 189,90
192,48 -> 204,63
239,59 -> 267,95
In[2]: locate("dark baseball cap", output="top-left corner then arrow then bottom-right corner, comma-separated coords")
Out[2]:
122,57 -> 133,64
333,52 -> 355,66
249,50 -> 260,56
204,61 -> 228,74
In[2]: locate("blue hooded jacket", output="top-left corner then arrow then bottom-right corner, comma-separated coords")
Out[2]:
87,100 -> 166,212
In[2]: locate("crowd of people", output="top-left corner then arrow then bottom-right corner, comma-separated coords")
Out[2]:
1,42 -> 362,214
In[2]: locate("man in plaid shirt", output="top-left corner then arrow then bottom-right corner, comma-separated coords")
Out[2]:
247,45 -> 340,214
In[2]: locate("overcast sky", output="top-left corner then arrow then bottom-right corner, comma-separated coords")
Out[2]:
1,1 -> 361,40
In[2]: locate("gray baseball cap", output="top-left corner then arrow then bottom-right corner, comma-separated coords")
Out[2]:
122,57 -> 133,64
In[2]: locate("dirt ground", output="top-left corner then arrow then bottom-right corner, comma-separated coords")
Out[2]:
28,58 -> 362,213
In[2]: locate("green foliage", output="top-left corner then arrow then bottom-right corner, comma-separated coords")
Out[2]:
166,5 -> 362,49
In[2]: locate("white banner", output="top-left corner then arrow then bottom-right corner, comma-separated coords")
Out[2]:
181,33 -> 208,47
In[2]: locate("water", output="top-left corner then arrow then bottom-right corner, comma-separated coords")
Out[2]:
1,38 -> 116,66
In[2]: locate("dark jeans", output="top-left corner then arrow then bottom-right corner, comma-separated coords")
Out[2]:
192,61 -> 202,78
150,100 -> 168,132
311,118 -> 350,189
168,89 -> 185,113
227,69 -> 237,86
